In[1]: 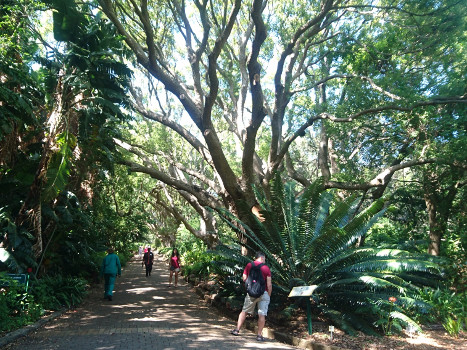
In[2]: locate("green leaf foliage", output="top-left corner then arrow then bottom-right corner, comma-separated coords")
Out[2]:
30,274 -> 88,310
0,0 -> 137,276
0,275 -> 42,332
214,175 -> 443,334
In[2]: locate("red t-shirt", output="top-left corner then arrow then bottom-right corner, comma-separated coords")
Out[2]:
243,261 -> 271,292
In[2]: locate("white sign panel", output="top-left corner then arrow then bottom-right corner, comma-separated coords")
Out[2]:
288,285 -> 318,297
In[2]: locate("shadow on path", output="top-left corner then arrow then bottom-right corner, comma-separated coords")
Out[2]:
4,255 -> 298,350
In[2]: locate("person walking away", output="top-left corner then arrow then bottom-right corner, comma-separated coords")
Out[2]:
230,251 -> 272,341
138,245 -> 143,258
100,247 -> 121,301
143,247 -> 154,277
168,248 -> 181,287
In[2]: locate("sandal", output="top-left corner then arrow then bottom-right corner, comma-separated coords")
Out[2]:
256,335 -> 265,341
230,329 -> 240,336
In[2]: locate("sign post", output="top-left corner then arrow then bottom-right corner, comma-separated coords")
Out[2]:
329,325 -> 334,340
288,285 -> 318,335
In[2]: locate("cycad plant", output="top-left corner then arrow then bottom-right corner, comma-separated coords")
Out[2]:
214,176 -> 443,334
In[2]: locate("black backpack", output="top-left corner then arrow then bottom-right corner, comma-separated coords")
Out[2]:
245,262 -> 266,298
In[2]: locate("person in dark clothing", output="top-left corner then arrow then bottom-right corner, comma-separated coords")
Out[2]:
143,247 -> 154,277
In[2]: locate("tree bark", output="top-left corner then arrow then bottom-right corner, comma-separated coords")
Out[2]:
423,168 -> 460,256
424,194 -> 442,256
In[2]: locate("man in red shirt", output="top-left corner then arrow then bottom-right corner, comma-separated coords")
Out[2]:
230,251 -> 272,341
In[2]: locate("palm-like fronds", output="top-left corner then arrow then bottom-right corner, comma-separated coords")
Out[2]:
214,176 -> 443,334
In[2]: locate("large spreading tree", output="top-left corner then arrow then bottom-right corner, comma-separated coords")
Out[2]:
93,0 -> 464,249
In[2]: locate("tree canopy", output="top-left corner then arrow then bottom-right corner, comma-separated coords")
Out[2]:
93,0 -> 465,247
1,0 -> 465,270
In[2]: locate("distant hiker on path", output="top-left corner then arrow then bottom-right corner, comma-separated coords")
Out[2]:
143,247 -> 154,277
230,251 -> 272,341
168,248 -> 181,287
138,245 -> 143,258
100,247 -> 121,301
141,245 -> 148,267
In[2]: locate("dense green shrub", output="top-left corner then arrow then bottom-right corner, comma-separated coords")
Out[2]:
0,278 -> 42,332
418,288 -> 466,337
0,270 -> 88,333
182,247 -> 218,279
30,275 -> 88,310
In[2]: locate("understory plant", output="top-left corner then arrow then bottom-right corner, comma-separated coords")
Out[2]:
0,279 -> 42,332
30,275 -> 88,310
418,288 -> 466,337
213,176 -> 443,335
0,274 -> 87,333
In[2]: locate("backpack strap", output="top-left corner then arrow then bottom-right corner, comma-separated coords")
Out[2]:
250,262 -> 264,271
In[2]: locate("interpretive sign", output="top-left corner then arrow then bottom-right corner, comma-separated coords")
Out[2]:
288,285 -> 318,335
288,285 -> 318,297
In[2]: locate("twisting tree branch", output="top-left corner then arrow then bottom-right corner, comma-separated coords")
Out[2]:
323,159 -> 467,191
275,96 -> 467,172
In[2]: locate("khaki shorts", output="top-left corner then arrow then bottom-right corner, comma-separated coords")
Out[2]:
242,291 -> 270,316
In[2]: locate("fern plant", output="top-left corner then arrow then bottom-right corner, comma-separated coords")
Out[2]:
213,176 -> 443,335
31,275 -> 88,310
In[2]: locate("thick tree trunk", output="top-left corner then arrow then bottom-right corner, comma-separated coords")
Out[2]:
424,195 -> 442,256
318,123 -> 331,180
198,211 -> 219,248
16,158 -> 46,258
423,168 -> 459,256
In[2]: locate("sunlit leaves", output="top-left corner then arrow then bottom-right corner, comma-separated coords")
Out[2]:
214,175 -> 443,333
43,132 -> 76,202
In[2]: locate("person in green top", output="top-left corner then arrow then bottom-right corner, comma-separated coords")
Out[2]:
100,247 -> 121,301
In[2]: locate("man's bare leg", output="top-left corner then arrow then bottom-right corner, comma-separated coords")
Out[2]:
236,311 -> 247,331
257,315 -> 266,335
